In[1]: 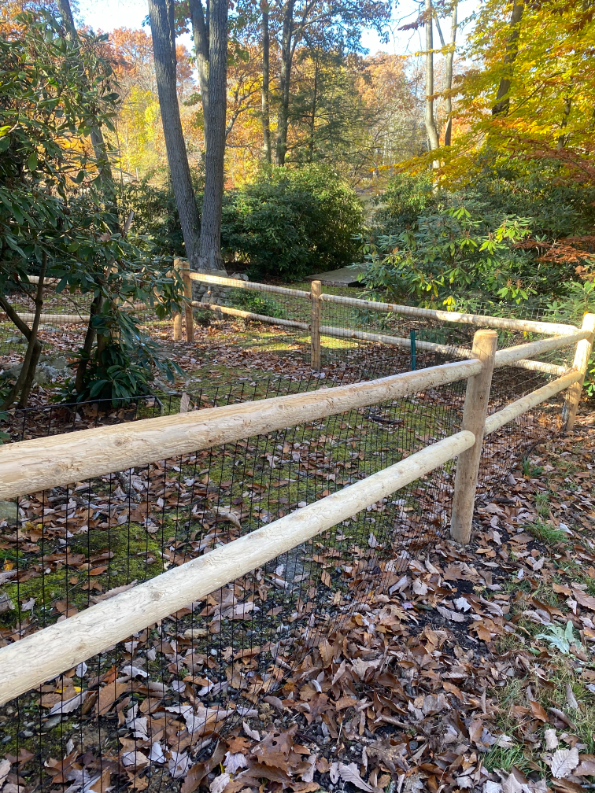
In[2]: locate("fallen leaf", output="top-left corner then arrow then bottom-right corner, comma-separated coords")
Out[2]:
551,748 -> 579,779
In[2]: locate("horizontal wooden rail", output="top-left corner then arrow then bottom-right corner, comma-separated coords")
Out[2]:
187,273 -> 577,336
199,304 -> 568,377
0,429 -> 474,705
2,303 -> 151,327
19,276 -> 60,286
195,302 -> 308,330
3,312 -> 89,325
493,330 -> 590,367
319,293 -> 578,336
318,323 -> 472,358
0,358 -> 481,500
189,272 -> 310,299
510,359 -> 568,376
484,370 -> 582,435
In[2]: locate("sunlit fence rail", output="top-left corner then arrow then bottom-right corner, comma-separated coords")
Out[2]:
0,315 -> 592,793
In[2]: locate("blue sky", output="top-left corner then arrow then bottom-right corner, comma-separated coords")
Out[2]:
78,0 -> 480,59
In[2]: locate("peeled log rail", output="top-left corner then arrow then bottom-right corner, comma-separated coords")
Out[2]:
187,273 -> 580,335
0,359 -> 482,501
0,429 -> 475,706
319,293 -> 578,336
195,302 -> 309,331
188,272 -> 310,300
5,312 -> 89,325
493,331 -> 590,367
2,304 -> 151,326
200,304 -> 568,376
484,370 -> 582,435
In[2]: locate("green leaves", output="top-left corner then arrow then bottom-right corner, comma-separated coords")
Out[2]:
364,185 -> 536,309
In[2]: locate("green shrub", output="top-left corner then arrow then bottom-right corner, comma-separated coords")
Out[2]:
221,165 -> 364,281
362,198 -> 534,308
230,290 -> 287,319
374,172 -> 441,236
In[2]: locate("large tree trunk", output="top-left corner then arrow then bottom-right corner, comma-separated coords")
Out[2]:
261,1 -> 272,164
443,0 -> 458,147
198,0 -> 229,271
56,0 -> 116,203
149,0 -> 203,269
189,0 -> 210,142
424,0 -> 440,152
275,0 -> 296,166
492,1 -> 524,116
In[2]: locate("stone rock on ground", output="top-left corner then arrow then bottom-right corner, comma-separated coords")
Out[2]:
1,355 -> 69,385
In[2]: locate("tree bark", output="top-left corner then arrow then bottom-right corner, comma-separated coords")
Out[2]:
261,1 -> 272,164
492,1 -> 524,117
189,0 -> 210,142
198,0 -> 228,272
2,256 -> 46,410
149,0 -> 203,269
275,0 -> 296,166
74,292 -> 104,394
443,1 -> 458,146
56,0 -> 116,200
308,56 -> 320,163
424,0 -> 440,152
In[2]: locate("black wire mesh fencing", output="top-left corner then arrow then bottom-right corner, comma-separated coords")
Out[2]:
0,365 -> 469,793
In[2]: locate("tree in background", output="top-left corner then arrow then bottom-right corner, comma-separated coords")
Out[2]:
149,0 -> 228,272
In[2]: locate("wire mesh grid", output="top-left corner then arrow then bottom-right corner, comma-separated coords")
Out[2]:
0,363 -> 470,793
0,281 -> 579,793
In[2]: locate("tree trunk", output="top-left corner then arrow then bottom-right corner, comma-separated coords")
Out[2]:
189,0 -> 210,142
557,96 -> 572,149
2,256 -> 46,410
492,2 -> 524,116
261,1 -> 272,164
149,0 -> 203,270
56,0 -> 116,201
308,56 -> 320,163
443,0 -> 458,146
198,0 -> 228,272
275,0 -> 296,166
424,0 -> 440,152
74,292 -> 104,394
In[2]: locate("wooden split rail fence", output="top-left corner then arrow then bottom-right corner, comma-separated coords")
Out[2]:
0,315 -> 592,705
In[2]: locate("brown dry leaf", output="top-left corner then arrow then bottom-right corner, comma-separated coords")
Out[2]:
575,756 -> 595,776
180,742 -> 225,793
529,700 -> 549,722
571,586 -> 595,611
96,682 -> 129,715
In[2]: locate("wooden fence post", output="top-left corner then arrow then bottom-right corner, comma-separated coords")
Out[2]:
181,261 -> 194,343
562,312 -> 595,431
310,280 -> 322,370
173,260 -> 183,342
450,329 -> 498,544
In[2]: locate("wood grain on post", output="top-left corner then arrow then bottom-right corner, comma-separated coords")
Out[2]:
180,261 -> 194,343
311,280 -> 322,370
562,313 -> 595,431
172,260 -> 183,342
0,429 -> 474,706
0,358 -> 481,501
450,330 -> 498,544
